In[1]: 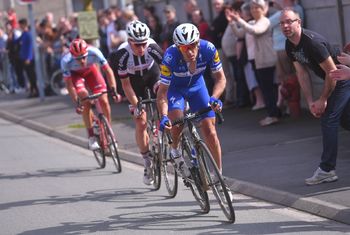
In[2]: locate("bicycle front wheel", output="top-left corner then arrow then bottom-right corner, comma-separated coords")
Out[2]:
197,140 -> 235,223
161,131 -> 178,198
183,139 -> 210,213
101,115 -> 122,173
93,122 -> 106,168
152,139 -> 162,190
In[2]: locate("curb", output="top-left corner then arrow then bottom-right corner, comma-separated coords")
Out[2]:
1,110 -> 349,225
228,178 -> 350,225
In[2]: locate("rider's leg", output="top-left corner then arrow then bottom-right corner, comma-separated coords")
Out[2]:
134,112 -> 151,164
200,117 -> 222,172
168,109 -> 184,149
98,93 -> 112,123
78,89 -> 93,134
134,111 -> 154,185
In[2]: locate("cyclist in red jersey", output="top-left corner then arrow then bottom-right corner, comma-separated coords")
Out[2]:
61,38 -> 121,150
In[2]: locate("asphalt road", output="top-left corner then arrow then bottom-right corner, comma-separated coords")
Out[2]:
1,118 -> 350,235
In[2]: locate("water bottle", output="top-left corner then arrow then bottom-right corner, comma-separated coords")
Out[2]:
190,147 -> 198,167
93,120 -> 99,136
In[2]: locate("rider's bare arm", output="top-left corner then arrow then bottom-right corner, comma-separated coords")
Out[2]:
102,64 -> 117,92
157,83 -> 169,117
120,77 -> 138,106
64,77 -> 78,104
211,68 -> 227,99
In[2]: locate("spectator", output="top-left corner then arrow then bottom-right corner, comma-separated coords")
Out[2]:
222,1 -> 250,108
106,8 -> 118,53
147,15 -> 162,44
17,18 -> 38,98
191,9 -> 212,42
6,8 -> 18,29
5,21 -> 25,93
330,47 -> 350,81
226,0 -> 279,126
209,0 -> 231,102
269,0 -> 304,118
228,2 -> 265,111
98,13 -> 110,57
184,0 -> 198,22
160,4 -> 180,51
143,5 -> 162,44
0,26 -> 8,90
44,12 -> 56,29
280,9 -> 350,185
109,18 -> 128,53
191,8 -> 215,95
67,13 -> 79,42
143,5 -> 159,25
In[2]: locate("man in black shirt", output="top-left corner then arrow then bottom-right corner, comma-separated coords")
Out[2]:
281,9 -> 350,185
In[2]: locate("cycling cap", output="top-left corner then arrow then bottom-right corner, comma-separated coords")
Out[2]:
173,23 -> 200,46
126,20 -> 150,43
69,38 -> 88,58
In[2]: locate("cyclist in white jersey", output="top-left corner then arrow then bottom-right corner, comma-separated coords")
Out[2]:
61,38 -> 121,150
109,20 -> 164,185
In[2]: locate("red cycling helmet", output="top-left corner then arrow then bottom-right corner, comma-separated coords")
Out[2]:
69,38 -> 88,58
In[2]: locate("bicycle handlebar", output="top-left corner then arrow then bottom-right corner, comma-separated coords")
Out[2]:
172,106 -> 224,126
80,90 -> 109,102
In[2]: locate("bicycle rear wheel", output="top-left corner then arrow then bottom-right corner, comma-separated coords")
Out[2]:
161,131 -> 178,198
93,120 -> 106,168
182,139 -> 210,213
50,70 -> 68,96
101,115 -> 122,173
197,140 -> 235,223
151,136 -> 161,190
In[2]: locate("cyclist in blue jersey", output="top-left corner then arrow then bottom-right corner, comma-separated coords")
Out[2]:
157,23 -> 229,187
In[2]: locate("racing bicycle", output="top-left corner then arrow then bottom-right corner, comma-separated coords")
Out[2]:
137,87 -> 177,195
80,91 -> 121,172
171,106 -> 235,223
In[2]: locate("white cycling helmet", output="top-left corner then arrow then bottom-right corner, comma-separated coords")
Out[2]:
126,20 -> 150,43
173,23 -> 200,46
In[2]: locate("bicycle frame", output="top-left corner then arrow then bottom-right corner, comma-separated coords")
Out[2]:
92,101 -> 109,150
80,91 -> 121,172
178,110 -> 211,187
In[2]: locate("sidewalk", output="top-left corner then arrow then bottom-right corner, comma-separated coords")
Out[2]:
0,93 -> 349,225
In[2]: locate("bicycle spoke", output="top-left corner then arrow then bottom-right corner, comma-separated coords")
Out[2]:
101,116 -> 122,173
182,140 -> 210,213
161,132 -> 178,197
198,141 -> 235,223
93,133 -> 106,168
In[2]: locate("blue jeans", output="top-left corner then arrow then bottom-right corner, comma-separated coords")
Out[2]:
320,80 -> 350,171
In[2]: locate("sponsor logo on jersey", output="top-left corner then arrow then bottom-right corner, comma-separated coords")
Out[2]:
164,53 -> 173,64
160,64 -> 171,77
207,42 -> 215,51
213,50 -> 220,63
119,51 -> 128,68
170,96 -> 176,104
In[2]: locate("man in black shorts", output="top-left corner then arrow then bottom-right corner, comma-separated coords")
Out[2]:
109,20 -> 163,186
281,9 -> 350,185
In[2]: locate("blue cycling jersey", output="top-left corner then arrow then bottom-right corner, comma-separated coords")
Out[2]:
160,39 -> 222,88
160,39 -> 222,118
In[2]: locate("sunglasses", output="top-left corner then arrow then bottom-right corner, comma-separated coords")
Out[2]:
132,42 -> 147,47
75,55 -> 87,60
178,43 -> 198,52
